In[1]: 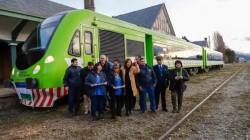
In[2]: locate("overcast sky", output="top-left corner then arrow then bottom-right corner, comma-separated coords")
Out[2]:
50,0 -> 250,53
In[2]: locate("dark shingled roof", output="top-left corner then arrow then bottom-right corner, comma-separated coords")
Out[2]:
192,41 -> 207,47
114,4 -> 163,29
0,0 -> 75,18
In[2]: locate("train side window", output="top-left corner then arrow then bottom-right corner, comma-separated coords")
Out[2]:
84,31 -> 93,54
68,30 -> 81,56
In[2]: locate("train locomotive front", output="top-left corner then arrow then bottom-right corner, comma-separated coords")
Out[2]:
10,11 -> 84,107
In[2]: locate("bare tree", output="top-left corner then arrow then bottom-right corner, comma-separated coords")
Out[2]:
213,32 -> 226,53
207,35 -> 211,49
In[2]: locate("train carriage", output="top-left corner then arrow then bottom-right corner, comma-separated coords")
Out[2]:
10,10 -> 223,107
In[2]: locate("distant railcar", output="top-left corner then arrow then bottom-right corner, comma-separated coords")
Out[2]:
10,10 -> 223,107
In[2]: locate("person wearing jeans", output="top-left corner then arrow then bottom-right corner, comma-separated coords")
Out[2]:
136,58 -> 157,113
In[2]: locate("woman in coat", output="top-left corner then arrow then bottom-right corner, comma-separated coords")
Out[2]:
85,63 -> 107,121
121,58 -> 140,116
107,64 -> 124,118
169,60 -> 190,113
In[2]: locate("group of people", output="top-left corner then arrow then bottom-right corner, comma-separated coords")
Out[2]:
63,55 -> 189,121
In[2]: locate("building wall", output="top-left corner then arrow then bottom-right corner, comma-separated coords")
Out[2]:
152,9 -> 172,35
0,41 -> 11,85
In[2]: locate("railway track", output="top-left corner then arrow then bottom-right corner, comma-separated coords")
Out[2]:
158,64 -> 247,140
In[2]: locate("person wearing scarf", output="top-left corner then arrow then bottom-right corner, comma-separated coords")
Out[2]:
169,60 -> 190,113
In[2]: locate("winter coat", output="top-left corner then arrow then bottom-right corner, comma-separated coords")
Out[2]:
169,68 -> 190,92
85,71 -> 107,96
121,65 -> 140,96
107,70 -> 124,95
80,67 -> 92,93
63,65 -> 82,88
137,64 -> 157,88
153,64 -> 169,87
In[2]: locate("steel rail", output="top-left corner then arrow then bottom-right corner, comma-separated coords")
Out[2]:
158,64 -> 247,140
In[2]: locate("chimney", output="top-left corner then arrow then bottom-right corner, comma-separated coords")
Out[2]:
84,0 -> 95,11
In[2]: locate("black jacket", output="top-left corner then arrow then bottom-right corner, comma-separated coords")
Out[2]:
107,70 -> 124,94
169,68 -> 189,92
63,65 -> 82,88
153,64 -> 169,87
137,65 -> 157,88
80,67 -> 93,93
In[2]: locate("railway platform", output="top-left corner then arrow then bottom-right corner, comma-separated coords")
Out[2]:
0,87 -> 18,109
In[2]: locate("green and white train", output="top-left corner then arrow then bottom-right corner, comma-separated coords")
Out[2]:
10,10 -> 223,107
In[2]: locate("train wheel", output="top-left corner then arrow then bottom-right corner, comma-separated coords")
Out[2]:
188,69 -> 194,75
194,68 -> 199,74
203,67 -> 209,73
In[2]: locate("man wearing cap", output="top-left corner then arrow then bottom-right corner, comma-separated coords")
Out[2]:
80,61 -> 94,114
153,56 -> 169,112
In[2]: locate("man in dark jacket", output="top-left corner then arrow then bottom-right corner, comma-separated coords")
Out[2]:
63,58 -> 82,118
99,54 -> 112,110
137,58 -> 157,113
169,60 -> 189,113
80,61 -> 94,114
153,56 -> 169,112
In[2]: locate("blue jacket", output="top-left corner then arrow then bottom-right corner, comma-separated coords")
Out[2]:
107,70 -> 124,95
85,71 -> 107,96
63,65 -> 82,88
137,64 -> 157,88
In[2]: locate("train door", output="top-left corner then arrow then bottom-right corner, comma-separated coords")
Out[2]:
81,25 -> 95,66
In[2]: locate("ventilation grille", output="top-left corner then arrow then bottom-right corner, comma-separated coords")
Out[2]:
99,29 -> 125,64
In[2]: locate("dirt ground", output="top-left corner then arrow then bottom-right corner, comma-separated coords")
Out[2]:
0,63 -> 249,140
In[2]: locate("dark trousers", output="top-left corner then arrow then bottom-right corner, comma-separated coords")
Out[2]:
90,95 -> 105,117
155,83 -> 167,110
125,87 -> 134,113
171,90 -> 183,111
132,96 -> 136,109
110,91 -> 123,117
68,87 -> 81,114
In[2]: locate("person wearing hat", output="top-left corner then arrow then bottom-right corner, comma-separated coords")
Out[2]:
153,56 -> 169,112
169,60 -> 189,113
80,61 -> 94,115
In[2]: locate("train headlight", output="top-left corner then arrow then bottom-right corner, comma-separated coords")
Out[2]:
12,68 -> 15,75
45,56 -> 54,63
33,65 -> 40,74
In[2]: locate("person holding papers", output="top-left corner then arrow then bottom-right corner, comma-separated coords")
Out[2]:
85,63 -> 107,121
107,64 -> 125,118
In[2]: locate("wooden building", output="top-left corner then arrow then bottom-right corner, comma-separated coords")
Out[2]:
114,3 -> 176,36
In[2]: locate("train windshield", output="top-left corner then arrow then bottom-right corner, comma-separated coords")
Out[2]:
16,13 -> 66,70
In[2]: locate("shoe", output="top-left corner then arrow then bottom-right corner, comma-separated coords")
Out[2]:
162,108 -> 168,112
142,111 -> 146,114
99,114 -> 104,120
67,113 -> 73,118
126,111 -> 130,116
152,110 -> 157,113
92,116 -> 96,121
111,116 -> 116,119
129,110 -> 132,115
172,109 -> 177,113
74,112 -> 81,116
84,110 -> 88,115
